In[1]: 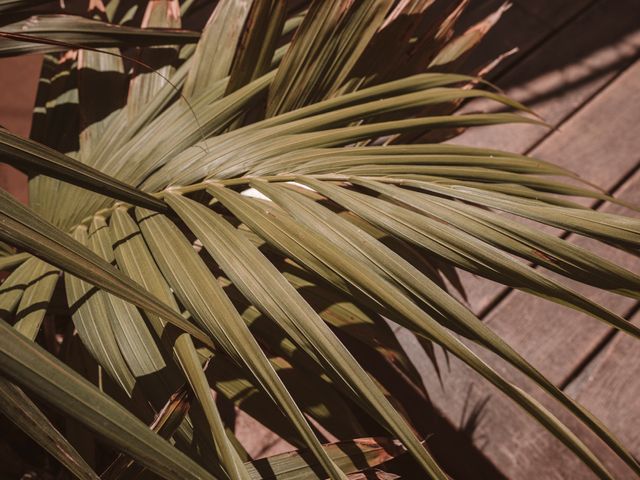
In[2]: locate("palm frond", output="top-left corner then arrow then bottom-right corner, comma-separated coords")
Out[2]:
1,1 -> 638,479
0,14 -> 199,56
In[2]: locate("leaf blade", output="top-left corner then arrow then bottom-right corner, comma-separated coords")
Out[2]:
0,318 -> 216,480
0,187 -> 213,347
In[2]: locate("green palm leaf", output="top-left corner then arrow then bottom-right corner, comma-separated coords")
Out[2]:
0,1 -> 638,479
0,128 -> 167,211
0,14 -> 199,56
0,318 -> 216,480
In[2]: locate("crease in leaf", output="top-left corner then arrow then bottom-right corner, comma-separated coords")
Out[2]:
0,188 -> 214,347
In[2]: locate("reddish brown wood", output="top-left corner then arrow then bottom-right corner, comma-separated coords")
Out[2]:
405,168 -> 640,479
0,55 -> 42,204
455,0 -> 640,155
452,0 -> 640,314
401,3 -> 640,475
513,0 -> 596,29
458,0 -> 552,76
561,311 -> 640,478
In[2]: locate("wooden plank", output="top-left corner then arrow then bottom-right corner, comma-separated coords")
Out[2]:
460,0 -> 592,76
235,408 -> 293,459
402,169 -> 640,479
0,56 -> 42,136
560,312 -> 640,477
459,0 -> 552,76
511,310 -> 640,480
566,312 -> 640,440
453,0 -> 640,156
513,0 -> 595,29
532,60 -> 640,189
453,6 -> 640,314
398,57 -> 640,478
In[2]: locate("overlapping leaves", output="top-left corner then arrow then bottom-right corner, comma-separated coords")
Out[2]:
0,1 -> 639,479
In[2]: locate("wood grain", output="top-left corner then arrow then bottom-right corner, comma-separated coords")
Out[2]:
402,168 -> 640,479
453,0 -> 640,156
452,0 -> 640,314
513,0 -> 595,29
400,16 -> 640,476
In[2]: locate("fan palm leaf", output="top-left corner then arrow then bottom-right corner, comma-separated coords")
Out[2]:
0,1 -> 638,479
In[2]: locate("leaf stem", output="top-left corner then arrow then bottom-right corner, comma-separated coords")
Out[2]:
71,174 -> 354,230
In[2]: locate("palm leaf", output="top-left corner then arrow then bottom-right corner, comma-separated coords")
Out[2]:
245,437 -> 404,480
1,1 -> 638,479
0,376 -> 99,480
0,14 -> 199,56
0,188 -> 212,346
0,128 -> 167,211
0,318 -> 216,480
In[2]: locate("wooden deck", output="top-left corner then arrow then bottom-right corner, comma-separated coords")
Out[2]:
0,1 -> 639,477
397,0 -> 640,477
